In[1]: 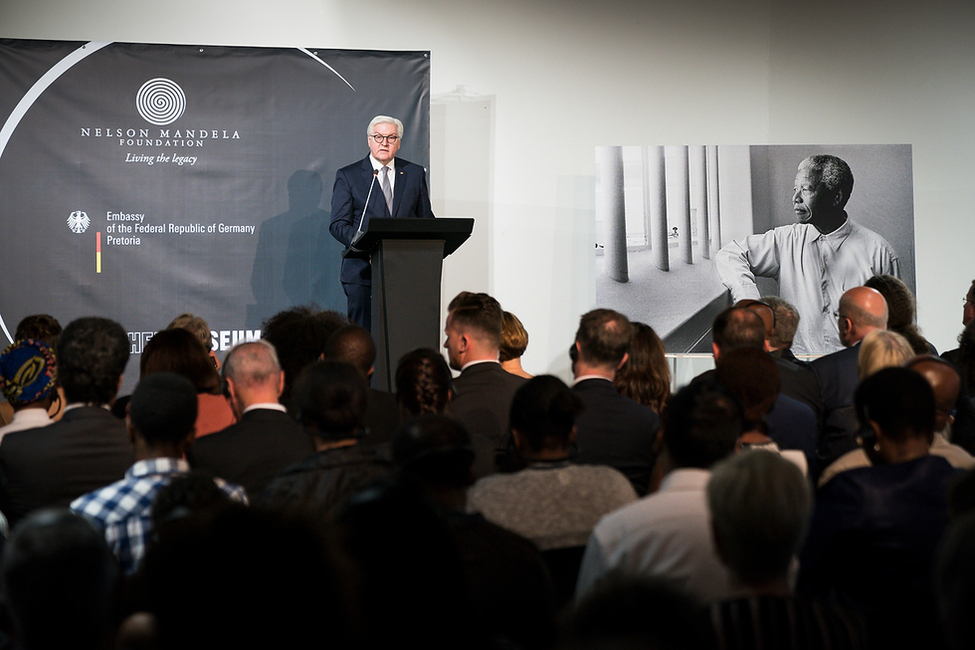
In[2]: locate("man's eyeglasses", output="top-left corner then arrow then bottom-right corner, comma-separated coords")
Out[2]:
370,134 -> 400,144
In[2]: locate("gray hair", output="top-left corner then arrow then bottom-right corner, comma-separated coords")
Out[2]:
801,154 -> 854,208
367,115 -> 404,138
707,449 -> 812,585
223,340 -> 281,388
761,296 -> 799,350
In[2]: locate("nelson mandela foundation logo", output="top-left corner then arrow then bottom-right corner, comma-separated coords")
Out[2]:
67,211 -> 91,234
136,78 -> 186,126
79,77 -> 240,148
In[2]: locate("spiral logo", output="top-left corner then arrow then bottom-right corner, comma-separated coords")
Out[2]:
135,78 -> 186,126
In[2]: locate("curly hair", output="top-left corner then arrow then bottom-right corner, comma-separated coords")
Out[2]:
864,275 -> 928,354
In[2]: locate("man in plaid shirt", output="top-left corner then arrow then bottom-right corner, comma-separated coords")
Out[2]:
71,372 -> 246,574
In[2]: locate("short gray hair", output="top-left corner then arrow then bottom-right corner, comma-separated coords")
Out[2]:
367,115 -> 404,138
223,340 -> 281,388
707,450 -> 811,585
761,296 -> 799,350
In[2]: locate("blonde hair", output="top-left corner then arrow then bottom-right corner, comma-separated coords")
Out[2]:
858,329 -> 913,380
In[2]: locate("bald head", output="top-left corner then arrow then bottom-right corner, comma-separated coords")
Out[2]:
907,355 -> 961,434
324,325 -> 376,379
735,300 -> 774,343
838,286 -> 888,347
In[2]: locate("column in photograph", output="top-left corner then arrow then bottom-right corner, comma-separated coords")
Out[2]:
598,146 -> 628,282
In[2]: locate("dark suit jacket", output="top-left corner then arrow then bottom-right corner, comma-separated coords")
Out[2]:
0,406 -> 133,529
571,378 -> 660,496
360,387 -> 401,447
187,407 -> 313,498
448,362 -> 527,450
811,344 -> 862,468
774,356 -> 823,424
328,155 -> 435,286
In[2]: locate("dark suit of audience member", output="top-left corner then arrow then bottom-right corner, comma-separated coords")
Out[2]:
569,309 -> 659,496
323,324 -> 401,447
0,318 -> 133,529
444,292 -> 527,452
187,340 -> 312,497
811,286 -> 889,469
258,362 -> 391,526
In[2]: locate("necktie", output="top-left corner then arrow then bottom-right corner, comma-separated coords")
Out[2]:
381,166 -> 393,215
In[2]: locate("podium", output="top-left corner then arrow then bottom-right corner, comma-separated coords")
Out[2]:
350,217 -> 474,391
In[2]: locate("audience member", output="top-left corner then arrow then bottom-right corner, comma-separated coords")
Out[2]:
715,347 -> 809,474
1,509 -> 120,650
324,324 -> 400,446
187,340 -> 312,496
393,415 -> 557,648
0,315 -> 64,427
166,312 -> 219,369
708,450 -> 868,648
0,317 -> 133,529
395,347 -> 453,417
0,340 -> 58,440
865,273 -> 935,354
575,379 -> 742,604
133,504 -> 348,650
499,310 -> 533,379
571,309 -> 660,495
741,298 -> 823,421
612,321 -> 670,414
468,375 -> 637,605
762,295 -> 801,361
907,355 -> 975,459
942,279 -> 975,384
257,360 -> 391,526
130,327 -> 236,436
71,373 -> 245,574
857,328 -> 913,379
707,306 -> 817,472
262,305 -> 347,412
935,510 -> 975,650
811,286 -> 888,467
444,291 -> 526,450
800,367 -> 959,647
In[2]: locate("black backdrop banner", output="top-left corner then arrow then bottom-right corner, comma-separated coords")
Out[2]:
0,39 -> 430,356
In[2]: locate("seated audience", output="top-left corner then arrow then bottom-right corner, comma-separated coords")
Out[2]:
393,415 -> 557,648
612,321 -> 670,414
571,309 -> 659,495
0,315 -> 64,427
800,367 -> 960,647
133,505 -> 348,650
907,355 -> 975,466
444,292 -> 527,450
469,375 -> 636,550
132,327 -> 235,436
1,509 -> 120,650
324,324 -> 400,446
575,379 -> 743,604
865,273 -> 936,354
0,317 -> 133,529
261,306 -> 348,413
762,295 -> 803,363
935,510 -> 975,650
812,286 -> 888,468
166,312 -> 219,369
857,328 -> 913,379
395,347 -> 453,418
257,360 -> 391,526
0,339 -> 58,441
715,347 -> 809,475
708,450 -> 868,648
187,340 -> 312,497
71,373 -> 245,574
499,310 -> 533,379
468,375 -> 637,606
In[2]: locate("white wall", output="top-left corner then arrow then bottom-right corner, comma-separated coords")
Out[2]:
3,0 -> 973,378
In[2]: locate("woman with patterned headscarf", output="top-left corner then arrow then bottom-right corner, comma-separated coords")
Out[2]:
0,339 -> 58,441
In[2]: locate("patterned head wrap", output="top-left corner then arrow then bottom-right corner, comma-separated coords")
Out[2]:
0,339 -> 58,405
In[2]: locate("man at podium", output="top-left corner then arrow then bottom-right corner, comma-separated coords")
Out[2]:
329,115 -> 436,331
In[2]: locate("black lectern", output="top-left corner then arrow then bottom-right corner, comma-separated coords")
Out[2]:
350,217 -> 474,391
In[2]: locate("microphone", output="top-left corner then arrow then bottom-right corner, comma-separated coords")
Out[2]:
349,169 -> 379,252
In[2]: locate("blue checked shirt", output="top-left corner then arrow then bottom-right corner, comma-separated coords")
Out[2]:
70,457 -> 247,574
